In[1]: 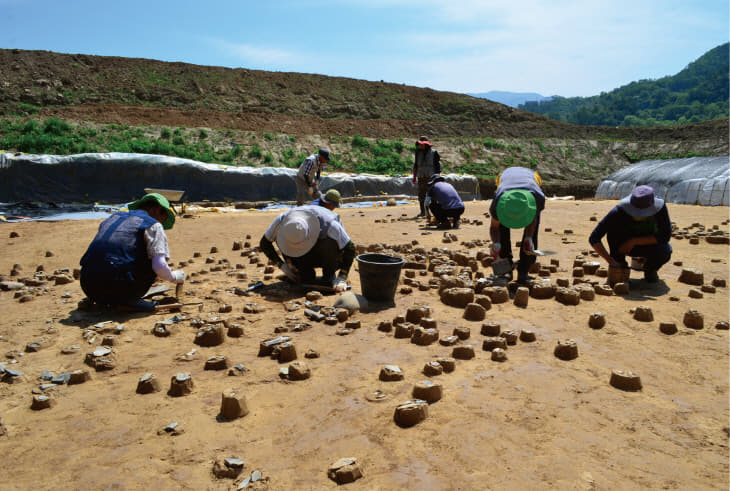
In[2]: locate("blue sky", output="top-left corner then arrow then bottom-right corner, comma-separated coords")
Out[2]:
1,0 -> 727,97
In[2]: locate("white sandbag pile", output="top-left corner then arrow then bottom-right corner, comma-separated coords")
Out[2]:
0,152 -> 479,202
595,156 -> 729,206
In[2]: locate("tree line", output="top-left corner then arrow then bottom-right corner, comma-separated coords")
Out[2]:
519,43 -> 729,127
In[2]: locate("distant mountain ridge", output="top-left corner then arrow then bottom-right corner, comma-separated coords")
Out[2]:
518,42 -> 729,126
468,90 -> 554,108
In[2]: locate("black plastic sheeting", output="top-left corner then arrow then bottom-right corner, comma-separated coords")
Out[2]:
595,156 -> 729,206
0,152 -> 480,203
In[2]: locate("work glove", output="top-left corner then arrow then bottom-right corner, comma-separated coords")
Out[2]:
172,270 -> 186,283
332,275 -> 348,293
280,262 -> 299,282
522,238 -> 535,254
307,186 -> 314,197
490,242 -> 501,259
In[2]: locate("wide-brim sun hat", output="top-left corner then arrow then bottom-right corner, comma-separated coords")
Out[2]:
128,193 -> 176,230
276,209 -> 320,257
619,185 -> 664,217
496,189 -> 537,229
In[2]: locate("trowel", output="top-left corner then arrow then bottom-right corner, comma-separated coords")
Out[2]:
525,249 -> 557,256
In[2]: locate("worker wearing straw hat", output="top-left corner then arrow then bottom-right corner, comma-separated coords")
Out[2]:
80,193 -> 185,311
489,167 -> 545,283
259,204 -> 356,292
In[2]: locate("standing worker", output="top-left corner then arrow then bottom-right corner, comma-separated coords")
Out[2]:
79,193 -> 185,311
259,205 -> 356,292
412,136 -> 441,218
589,185 -> 672,283
427,175 -> 464,229
489,167 -> 545,283
296,149 -> 330,206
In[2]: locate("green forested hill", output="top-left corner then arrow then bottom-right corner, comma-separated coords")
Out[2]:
519,43 -> 729,126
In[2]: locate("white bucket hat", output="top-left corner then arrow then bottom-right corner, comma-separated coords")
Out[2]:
276,209 -> 320,257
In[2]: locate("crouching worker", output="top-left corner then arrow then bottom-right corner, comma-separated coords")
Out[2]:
80,193 -> 185,311
311,189 -> 341,210
259,205 -> 356,292
589,185 -> 671,283
489,166 -> 545,283
427,175 -> 464,229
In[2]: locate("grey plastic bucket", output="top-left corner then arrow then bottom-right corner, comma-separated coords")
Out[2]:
356,253 -> 405,302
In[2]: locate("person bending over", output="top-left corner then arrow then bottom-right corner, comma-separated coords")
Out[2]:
489,166 -> 545,283
426,175 -> 464,229
296,149 -> 330,206
259,205 -> 355,292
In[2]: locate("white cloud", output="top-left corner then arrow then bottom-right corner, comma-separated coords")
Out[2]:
205,37 -> 295,66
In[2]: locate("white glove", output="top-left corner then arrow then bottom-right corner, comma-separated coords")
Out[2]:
490,242 -> 501,259
522,238 -> 535,253
280,262 -> 298,282
172,270 -> 186,283
332,276 -> 348,293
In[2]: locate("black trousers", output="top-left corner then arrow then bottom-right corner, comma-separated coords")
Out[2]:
417,177 -> 430,212
610,242 -> 672,273
429,202 -> 464,224
80,269 -> 155,306
288,238 -> 343,283
497,214 -> 540,276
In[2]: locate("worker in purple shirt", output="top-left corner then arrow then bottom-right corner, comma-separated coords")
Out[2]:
426,175 -> 464,229
589,185 -> 672,283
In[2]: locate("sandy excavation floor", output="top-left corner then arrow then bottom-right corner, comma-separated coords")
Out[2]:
0,199 -> 728,490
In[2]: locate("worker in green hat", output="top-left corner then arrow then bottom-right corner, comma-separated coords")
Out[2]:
79,193 -> 185,311
311,188 -> 341,210
489,167 -> 545,283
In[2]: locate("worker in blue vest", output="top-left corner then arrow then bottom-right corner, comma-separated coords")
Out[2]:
489,167 -> 545,283
80,193 -> 185,311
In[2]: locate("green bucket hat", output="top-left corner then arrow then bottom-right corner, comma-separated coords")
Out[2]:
128,193 -> 176,230
496,189 -> 536,229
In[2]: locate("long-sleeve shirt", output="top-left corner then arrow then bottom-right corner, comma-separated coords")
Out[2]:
297,154 -> 325,186
427,181 -> 463,210
589,204 -> 672,253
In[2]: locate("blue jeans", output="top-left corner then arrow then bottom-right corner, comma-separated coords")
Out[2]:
611,242 -> 672,273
